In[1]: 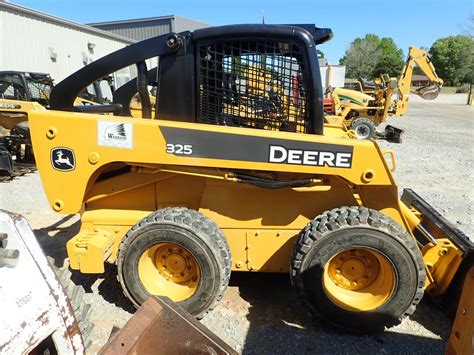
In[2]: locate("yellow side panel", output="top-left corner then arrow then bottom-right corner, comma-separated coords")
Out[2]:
28,111 -> 395,214
199,178 -> 356,230
86,183 -> 156,212
220,229 -> 247,272
245,229 -> 299,272
155,174 -> 206,210
0,99 -> 45,129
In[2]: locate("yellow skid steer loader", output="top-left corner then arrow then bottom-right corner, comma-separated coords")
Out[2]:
28,25 -> 472,333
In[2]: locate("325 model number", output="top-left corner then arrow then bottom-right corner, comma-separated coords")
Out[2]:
166,144 -> 193,155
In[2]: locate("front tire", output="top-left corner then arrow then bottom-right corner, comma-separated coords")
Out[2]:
291,207 -> 425,333
117,207 -> 231,318
351,118 -> 377,140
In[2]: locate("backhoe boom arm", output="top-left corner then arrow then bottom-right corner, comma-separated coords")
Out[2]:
394,47 -> 444,116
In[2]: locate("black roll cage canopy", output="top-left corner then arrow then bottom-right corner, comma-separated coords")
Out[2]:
0,71 -> 53,102
49,24 -> 333,135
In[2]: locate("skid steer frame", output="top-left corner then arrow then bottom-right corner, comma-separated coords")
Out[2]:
28,24 -> 472,331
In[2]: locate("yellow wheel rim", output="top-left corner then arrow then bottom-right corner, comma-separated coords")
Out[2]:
322,248 -> 396,311
138,243 -> 200,302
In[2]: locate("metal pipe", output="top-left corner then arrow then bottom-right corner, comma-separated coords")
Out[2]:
416,223 -> 439,246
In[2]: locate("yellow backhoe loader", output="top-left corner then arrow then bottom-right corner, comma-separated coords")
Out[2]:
28,25 -> 472,334
327,47 -> 444,140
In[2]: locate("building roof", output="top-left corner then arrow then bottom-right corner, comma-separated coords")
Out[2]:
0,1 -> 135,43
88,15 -> 176,27
88,15 -> 208,28
411,74 -> 429,81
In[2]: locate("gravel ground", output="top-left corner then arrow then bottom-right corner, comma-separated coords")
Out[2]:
0,94 -> 472,354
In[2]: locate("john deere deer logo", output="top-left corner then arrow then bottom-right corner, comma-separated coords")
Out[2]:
51,147 -> 75,171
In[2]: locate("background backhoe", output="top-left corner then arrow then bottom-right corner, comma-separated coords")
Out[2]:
326,47 -> 444,140
27,24 -> 472,334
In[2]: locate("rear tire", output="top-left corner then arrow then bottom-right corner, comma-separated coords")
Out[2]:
351,118 -> 376,140
117,207 -> 231,318
291,207 -> 425,333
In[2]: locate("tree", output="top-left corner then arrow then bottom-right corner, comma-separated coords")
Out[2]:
340,34 -> 404,79
373,38 -> 405,77
429,35 -> 474,86
461,14 -> 474,38
340,34 -> 381,78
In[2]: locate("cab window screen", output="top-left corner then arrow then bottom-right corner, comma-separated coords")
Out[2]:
198,39 -> 309,133
0,74 -> 27,101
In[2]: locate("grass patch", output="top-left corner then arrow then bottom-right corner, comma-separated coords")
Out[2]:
440,87 -> 458,94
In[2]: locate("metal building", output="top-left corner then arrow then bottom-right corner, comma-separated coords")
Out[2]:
88,16 -> 209,42
0,2 -> 135,85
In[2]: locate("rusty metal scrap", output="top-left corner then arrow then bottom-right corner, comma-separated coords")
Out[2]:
100,296 -> 237,355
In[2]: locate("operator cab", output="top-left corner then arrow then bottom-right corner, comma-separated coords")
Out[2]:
49,24 -> 333,135
0,71 -> 53,107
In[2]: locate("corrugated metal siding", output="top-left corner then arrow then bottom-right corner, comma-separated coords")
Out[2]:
174,17 -> 209,32
92,19 -> 173,41
0,6 -> 130,83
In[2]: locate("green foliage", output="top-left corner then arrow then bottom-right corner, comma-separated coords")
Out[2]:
340,34 -> 381,78
373,38 -> 405,77
429,35 -> 474,86
340,34 -> 404,79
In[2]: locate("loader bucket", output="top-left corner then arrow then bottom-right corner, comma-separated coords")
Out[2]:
401,189 -> 473,306
384,125 -> 404,143
416,84 -> 441,100
401,189 -> 472,253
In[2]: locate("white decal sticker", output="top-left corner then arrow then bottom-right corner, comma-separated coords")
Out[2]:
98,121 -> 133,149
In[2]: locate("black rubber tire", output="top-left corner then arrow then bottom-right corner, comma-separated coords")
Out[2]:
117,207 -> 231,318
291,207 -> 426,333
50,260 -> 94,349
351,118 -> 377,140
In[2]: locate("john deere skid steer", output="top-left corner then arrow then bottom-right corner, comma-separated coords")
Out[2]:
27,25 -> 472,333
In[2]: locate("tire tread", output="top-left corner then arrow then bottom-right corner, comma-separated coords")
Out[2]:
291,206 -> 426,330
118,207 -> 231,318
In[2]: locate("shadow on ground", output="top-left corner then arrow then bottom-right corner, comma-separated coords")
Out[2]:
72,263 -> 135,314
230,272 -> 449,354
34,214 -> 79,267
33,217 -> 452,354
34,215 -> 135,314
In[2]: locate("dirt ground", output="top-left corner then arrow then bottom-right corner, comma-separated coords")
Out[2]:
0,94 -> 472,354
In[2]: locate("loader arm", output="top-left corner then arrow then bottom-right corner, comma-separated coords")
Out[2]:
49,32 -> 188,113
393,47 -> 444,116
